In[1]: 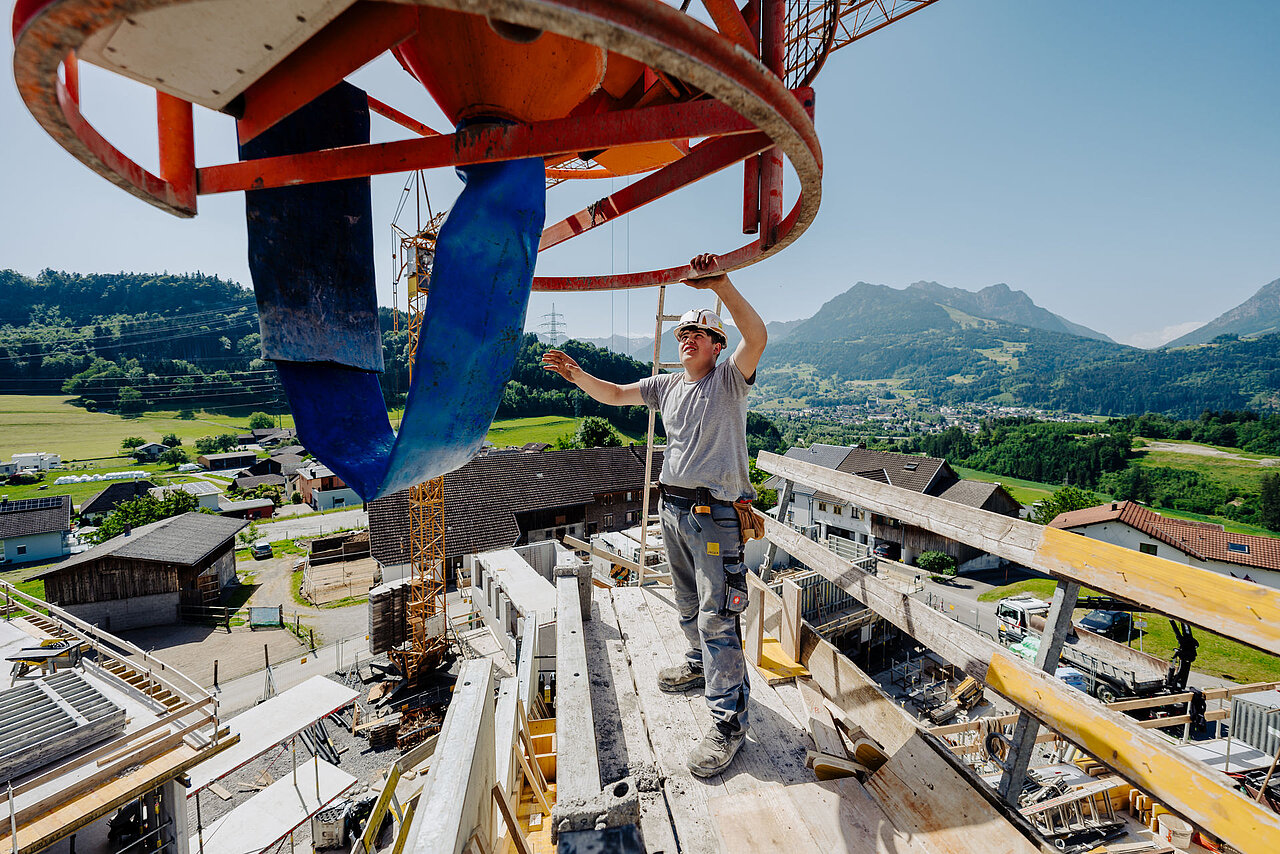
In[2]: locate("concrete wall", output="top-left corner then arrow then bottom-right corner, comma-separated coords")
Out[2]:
312,487 -> 361,511
2,530 -> 67,564
66,591 -> 180,631
1073,521 -> 1280,590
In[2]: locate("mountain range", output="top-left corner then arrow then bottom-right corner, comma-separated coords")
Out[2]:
1166,277 -> 1280,347
568,276 -> 1280,417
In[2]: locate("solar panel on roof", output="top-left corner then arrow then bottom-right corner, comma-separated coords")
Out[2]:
0,495 -> 66,513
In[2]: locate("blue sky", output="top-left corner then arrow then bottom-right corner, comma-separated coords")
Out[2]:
2,1 -> 1276,348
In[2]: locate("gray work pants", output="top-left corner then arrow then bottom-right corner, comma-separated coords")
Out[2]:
660,499 -> 750,735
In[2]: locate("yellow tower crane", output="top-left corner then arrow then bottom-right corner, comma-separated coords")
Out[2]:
389,203 -> 451,682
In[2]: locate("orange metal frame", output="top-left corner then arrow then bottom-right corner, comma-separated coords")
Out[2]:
13,0 -> 824,292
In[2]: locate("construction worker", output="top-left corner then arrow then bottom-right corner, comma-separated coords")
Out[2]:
541,253 -> 767,777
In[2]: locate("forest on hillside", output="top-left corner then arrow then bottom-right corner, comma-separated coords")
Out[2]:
907,413 -> 1280,532
0,270 -> 788,452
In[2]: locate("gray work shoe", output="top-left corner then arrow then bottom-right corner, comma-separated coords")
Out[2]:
658,662 -> 704,694
687,724 -> 746,778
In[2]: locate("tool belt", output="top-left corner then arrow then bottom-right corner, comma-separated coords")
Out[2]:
660,483 -> 766,542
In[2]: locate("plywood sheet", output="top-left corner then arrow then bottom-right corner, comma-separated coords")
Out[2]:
865,734 -> 1040,854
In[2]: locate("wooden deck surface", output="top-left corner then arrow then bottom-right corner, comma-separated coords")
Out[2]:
584,585 -> 1041,854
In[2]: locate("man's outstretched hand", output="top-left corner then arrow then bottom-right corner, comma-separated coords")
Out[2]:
683,253 -> 728,291
541,349 -> 583,384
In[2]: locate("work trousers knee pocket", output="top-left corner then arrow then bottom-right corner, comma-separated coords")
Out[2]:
708,505 -> 748,619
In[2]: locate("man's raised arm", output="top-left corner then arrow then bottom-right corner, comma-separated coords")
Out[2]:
542,349 -> 645,406
684,253 -> 767,380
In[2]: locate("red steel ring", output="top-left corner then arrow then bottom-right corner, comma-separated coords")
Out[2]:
12,0 -> 823,291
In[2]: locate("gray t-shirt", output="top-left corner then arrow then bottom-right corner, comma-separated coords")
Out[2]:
638,359 -> 755,502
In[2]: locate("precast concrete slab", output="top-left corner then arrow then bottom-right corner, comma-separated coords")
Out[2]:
190,757 -> 356,854
186,675 -> 357,795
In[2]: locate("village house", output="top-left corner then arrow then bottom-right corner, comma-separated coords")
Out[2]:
31,512 -> 246,630
1051,500 -> 1280,590
297,462 -> 361,510
196,450 -> 259,471
0,495 -> 72,565
0,451 -> 61,477
218,496 -> 276,520
131,441 -> 168,462
149,480 -> 223,512
368,445 -> 660,581
79,479 -> 156,523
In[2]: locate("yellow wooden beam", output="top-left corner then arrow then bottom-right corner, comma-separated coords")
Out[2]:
758,451 -> 1280,656
986,653 -> 1280,850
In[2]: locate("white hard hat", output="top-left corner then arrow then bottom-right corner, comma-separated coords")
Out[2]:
673,308 -> 727,346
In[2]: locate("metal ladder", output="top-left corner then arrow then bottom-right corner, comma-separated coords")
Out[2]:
636,284 -> 721,586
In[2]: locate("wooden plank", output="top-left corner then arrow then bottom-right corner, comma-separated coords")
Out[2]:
780,778 -> 932,854
556,574 -> 599,802
612,586 -> 725,853
797,677 -> 847,758
564,534 -> 643,573
805,750 -> 871,779
3,739 -> 235,854
759,450 -> 1280,656
743,573 -> 764,666
986,654 -> 1280,851
780,577 -> 802,661
799,626 -> 920,755
865,733 -> 1041,854
632,587 -> 812,795
491,784 -> 532,854
707,785 -> 823,852
355,765 -> 402,854
777,515 -> 1280,852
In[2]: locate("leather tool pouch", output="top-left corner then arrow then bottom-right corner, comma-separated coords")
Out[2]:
733,499 -> 765,541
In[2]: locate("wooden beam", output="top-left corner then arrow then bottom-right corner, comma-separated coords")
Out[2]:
780,577 -> 802,661
491,784 -> 533,854
757,451 -> 1280,656
744,573 -> 765,666
765,513 -> 1280,851
564,534 -> 642,574
797,677 -> 847,758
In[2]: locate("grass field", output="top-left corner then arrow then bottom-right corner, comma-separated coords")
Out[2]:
951,466 -> 1058,506
0,460 -> 219,506
484,415 -> 646,447
0,396 -> 280,460
1133,439 -> 1279,495
978,579 -> 1280,683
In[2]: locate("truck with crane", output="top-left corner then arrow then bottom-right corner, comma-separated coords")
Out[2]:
995,593 -> 1198,703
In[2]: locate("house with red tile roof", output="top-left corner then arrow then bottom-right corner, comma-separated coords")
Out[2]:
1050,500 -> 1280,590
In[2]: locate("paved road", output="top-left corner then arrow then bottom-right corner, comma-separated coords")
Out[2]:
254,508 -> 368,541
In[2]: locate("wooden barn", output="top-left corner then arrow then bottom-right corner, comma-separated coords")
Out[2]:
33,512 -> 246,631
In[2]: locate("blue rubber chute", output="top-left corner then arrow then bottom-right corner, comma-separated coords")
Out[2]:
242,84 -> 545,500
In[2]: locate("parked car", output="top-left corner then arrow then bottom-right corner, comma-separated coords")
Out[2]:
250,540 -> 273,559
872,541 -> 901,560
1078,609 -> 1134,641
